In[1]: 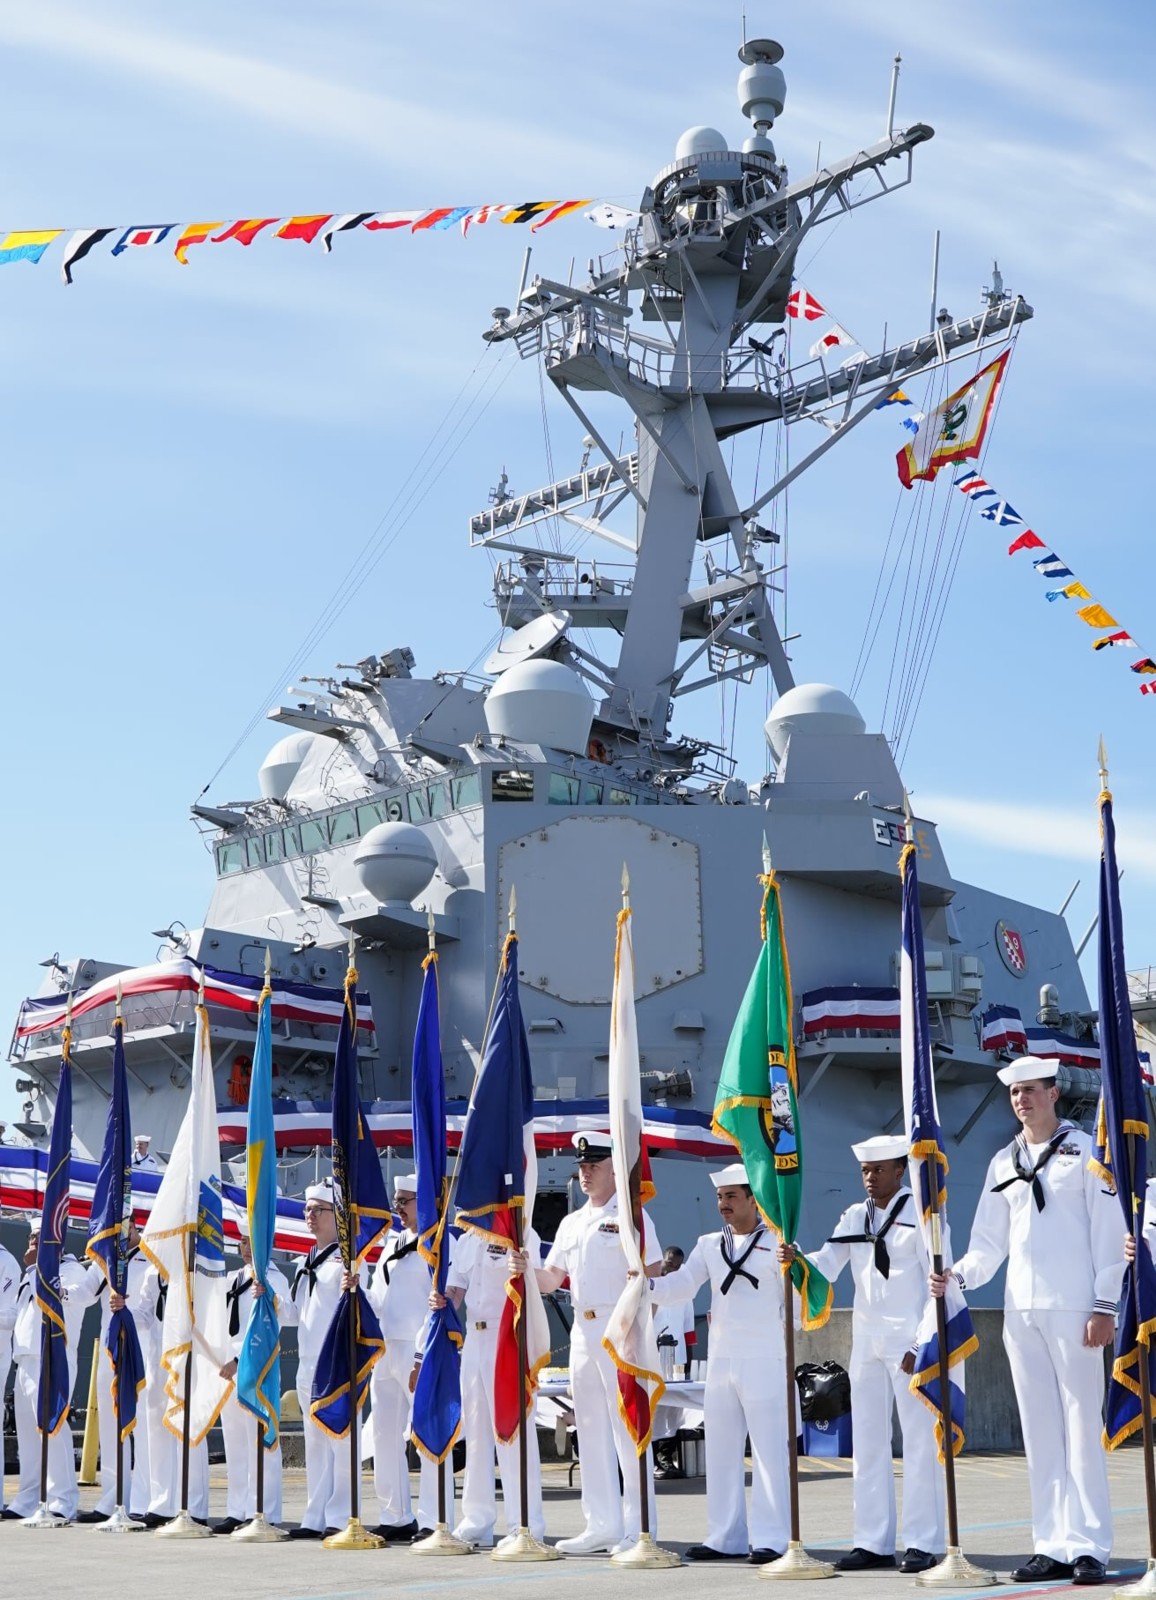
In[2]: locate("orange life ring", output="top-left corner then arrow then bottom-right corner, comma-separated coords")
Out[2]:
587,737 -> 609,763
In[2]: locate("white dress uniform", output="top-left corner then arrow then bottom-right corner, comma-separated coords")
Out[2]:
953,1118 -> 1124,1567
136,1264 -> 209,1519
279,1238 -> 349,1532
0,1243 -> 18,1511
447,1228 -> 546,1547
84,1247 -> 152,1515
805,1185 -> 944,1558
545,1192 -> 662,1546
10,1254 -> 97,1520
219,1258 -> 289,1524
366,1228 -> 445,1531
649,1222 -> 787,1556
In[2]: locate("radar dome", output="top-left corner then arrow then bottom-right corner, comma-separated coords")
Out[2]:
764,684 -> 866,765
354,822 -> 438,905
484,658 -> 594,755
675,126 -> 729,161
258,732 -> 317,802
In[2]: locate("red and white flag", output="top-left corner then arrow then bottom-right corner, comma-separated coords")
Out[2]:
787,287 -> 826,321
809,322 -> 857,358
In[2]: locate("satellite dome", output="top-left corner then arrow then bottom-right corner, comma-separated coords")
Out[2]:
484,658 -> 594,755
764,683 -> 866,765
258,732 -> 317,802
675,125 -> 729,161
354,822 -> 438,905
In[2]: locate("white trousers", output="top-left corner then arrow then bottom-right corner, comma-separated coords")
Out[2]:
455,1323 -> 545,1545
569,1316 -> 656,1543
144,1409 -> 209,1518
1003,1308 -> 1112,1564
95,1345 -> 145,1514
0,1344 -> 11,1509
220,1390 -> 283,1523
11,1360 -> 78,1519
369,1343 -> 443,1528
298,1363 -> 353,1532
702,1351 -> 789,1556
848,1328 -> 944,1556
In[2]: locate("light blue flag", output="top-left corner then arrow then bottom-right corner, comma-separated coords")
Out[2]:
236,983 -> 281,1446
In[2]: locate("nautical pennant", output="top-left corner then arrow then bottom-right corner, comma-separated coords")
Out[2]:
1008,530 -> 1045,555
60,228 -> 114,284
1142,683 -> 1156,696
1077,604 -> 1120,630
876,388 -> 913,409
0,229 -> 64,266
212,219 -> 279,246
896,349 -> 1009,488
975,499 -> 1022,526
1130,658 -> 1156,675
586,202 -> 637,230
1093,632 -> 1137,651
320,213 -> 373,251
1046,582 -> 1091,602
412,207 -> 471,232
275,215 -> 334,244
111,225 -> 176,255
953,470 -> 997,500
1032,553 -> 1073,579
462,203 -> 507,233
532,199 -> 593,230
810,322 -> 856,358
787,287 -> 826,321
174,222 -> 223,264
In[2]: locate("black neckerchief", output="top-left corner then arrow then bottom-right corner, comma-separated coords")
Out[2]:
95,1244 -> 140,1299
227,1272 -> 253,1337
155,1278 -> 168,1319
292,1240 -> 340,1299
719,1225 -> 765,1295
828,1190 -> 912,1280
992,1124 -> 1073,1213
376,1234 -> 419,1288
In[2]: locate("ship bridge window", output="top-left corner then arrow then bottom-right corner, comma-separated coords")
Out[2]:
607,787 -> 634,806
492,769 -> 534,802
356,801 -> 385,833
245,836 -> 266,869
407,788 -> 430,822
383,794 -> 405,823
429,781 -> 450,819
264,830 -> 285,863
300,818 -> 327,853
282,824 -> 301,856
452,773 -> 481,810
549,773 -> 580,805
216,841 -> 244,876
328,809 -> 356,845
580,780 -> 603,805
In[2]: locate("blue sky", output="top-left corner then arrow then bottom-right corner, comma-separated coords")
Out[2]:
1,1 -> 1153,1122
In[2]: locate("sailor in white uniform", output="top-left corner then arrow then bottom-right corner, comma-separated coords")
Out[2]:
216,1218 -> 289,1531
366,1173 -> 446,1539
82,1218 -> 152,1520
8,1218 -> 97,1521
438,1224 -> 547,1548
648,1162 -> 786,1564
785,1135 -> 943,1575
0,1237 -> 19,1514
280,1177 -> 350,1537
135,1260 -> 210,1522
527,1133 -> 663,1556
931,1055 -> 1123,1587
652,1245 -> 695,1478
131,1135 -> 159,1172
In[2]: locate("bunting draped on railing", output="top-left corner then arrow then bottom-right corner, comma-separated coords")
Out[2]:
0,202 -> 598,284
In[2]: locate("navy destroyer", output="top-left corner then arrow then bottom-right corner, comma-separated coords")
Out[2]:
4,38 -> 1112,1293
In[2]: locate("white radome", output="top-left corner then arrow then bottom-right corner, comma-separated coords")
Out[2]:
484,657 -> 594,755
354,821 -> 439,905
257,731 -> 317,801
764,683 -> 866,764
675,125 -> 729,160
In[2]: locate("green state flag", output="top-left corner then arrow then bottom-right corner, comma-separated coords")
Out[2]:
712,871 -> 832,1330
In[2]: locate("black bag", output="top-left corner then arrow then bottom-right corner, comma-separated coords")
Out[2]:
794,1361 -> 851,1422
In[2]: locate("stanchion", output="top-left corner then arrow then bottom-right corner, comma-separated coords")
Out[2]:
156,1237 -> 211,1539
232,1418 -> 287,1542
758,1277 -> 833,1581
96,1324 -> 146,1532
322,1282 -> 383,1550
412,1458 -> 472,1555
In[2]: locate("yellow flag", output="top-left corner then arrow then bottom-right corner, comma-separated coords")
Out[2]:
1063,582 -> 1091,600
1077,603 -> 1119,629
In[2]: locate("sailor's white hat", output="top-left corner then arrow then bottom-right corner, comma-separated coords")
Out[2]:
135,1133 -> 151,1143
711,1162 -> 751,1189
236,1214 -> 251,1238
996,1054 -> 1060,1087
304,1178 -> 336,1205
572,1133 -> 613,1161
851,1135 -> 908,1163
393,1173 -> 419,1195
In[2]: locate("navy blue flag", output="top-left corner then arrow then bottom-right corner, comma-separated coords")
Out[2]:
410,952 -> 464,1464
1089,787 -> 1156,1448
85,1015 -> 146,1440
311,962 -> 389,1439
36,1044 -> 74,1438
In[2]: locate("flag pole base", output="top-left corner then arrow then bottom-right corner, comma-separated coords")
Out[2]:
95,1505 -> 147,1533
20,1503 -> 68,1530
411,1522 -> 474,1556
231,1513 -> 288,1543
610,1532 -> 682,1568
322,1517 -> 384,1550
757,1541 -> 836,1580
915,1546 -> 998,1587
1116,1558 -> 1156,1597
154,1510 -> 213,1539
491,1528 -> 562,1563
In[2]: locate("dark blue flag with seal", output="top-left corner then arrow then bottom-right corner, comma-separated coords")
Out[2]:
311,960 -> 390,1438
1089,783 -> 1156,1448
410,951 -> 464,1464
36,1038 -> 74,1438
85,1013 -> 146,1440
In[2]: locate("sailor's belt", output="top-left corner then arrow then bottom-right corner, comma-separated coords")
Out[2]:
577,1307 -> 607,1321
474,1320 -> 488,1331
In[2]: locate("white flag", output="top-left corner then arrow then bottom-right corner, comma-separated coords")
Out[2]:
141,1003 -> 233,1444
587,203 -> 638,231
809,322 -> 857,359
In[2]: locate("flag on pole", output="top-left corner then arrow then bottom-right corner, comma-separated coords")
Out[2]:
410,951 -> 464,1463
140,1000 -> 233,1443
235,976 -> 281,1447
897,349 -> 1009,488
1089,779 -> 1156,1448
454,931 -> 551,1444
900,839 -> 978,1459
35,1045 -> 74,1438
85,1013 -> 146,1441
786,287 -> 826,320
809,323 -> 856,358
713,870 -> 833,1329
310,962 -> 389,1439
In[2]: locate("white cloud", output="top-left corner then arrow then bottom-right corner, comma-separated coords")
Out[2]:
921,792 -> 1156,883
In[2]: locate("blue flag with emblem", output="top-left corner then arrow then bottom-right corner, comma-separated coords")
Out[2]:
1089,782 -> 1156,1448
36,1042 -> 74,1438
85,1014 -> 146,1441
236,977 -> 281,1448
410,951 -> 464,1464
900,838 -> 978,1459
311,961 -> 389,1439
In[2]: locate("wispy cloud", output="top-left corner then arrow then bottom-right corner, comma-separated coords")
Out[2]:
922,792 -> 1156,884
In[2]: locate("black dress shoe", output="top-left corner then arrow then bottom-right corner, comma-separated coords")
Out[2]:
287,1525 -> 325,1540
373,1519 -> 416,1542
835,1548 -> 896,1571
1,1508 -> 25,1521
213,1517 -> 243,1535
749,1549 -> 784,1564
1012,1554 -> 1074,1582
142,1512 -> 168,1528
410,1527 -> 434,1542
1073,1557 -> 1108,1586
685,1544 -> 747,1560
900,1549 -> 939,1574
76,1509 -> 107,1524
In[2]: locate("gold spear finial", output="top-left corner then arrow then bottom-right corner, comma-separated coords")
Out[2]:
264,947 -> 272,983
115,979 -> 124,1020
1098,735 -> 1109,793
761,831 -> 772,876
197,966 -> 206,1005
347,930 -> 356,971
621,862 -> 631,904
427,906 -> 436,952
508,885 -> 517,933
